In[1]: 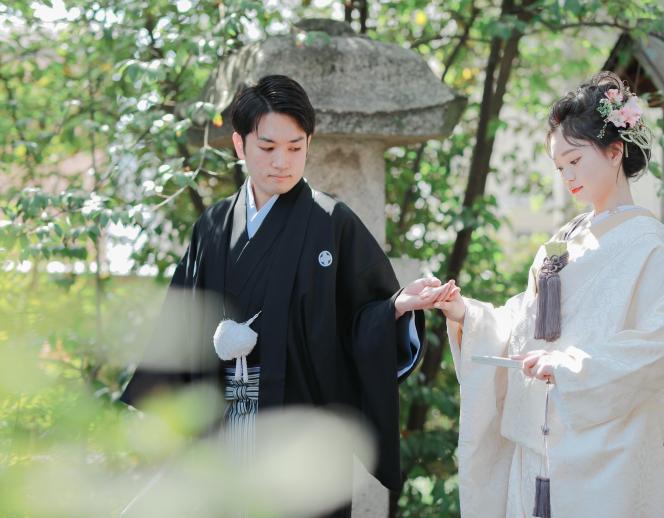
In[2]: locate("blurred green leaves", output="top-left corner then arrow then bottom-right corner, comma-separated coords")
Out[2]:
0,270 -> 375,517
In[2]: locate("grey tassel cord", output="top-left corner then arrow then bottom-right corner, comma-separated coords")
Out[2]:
534,252 -> 569,342
533,381 -> 552,518
533,477 -> 551,518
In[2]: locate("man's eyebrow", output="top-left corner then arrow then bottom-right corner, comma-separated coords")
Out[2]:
257,136 -> 305,143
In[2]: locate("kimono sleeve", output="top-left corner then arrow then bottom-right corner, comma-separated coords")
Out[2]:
553,242 -> 664,431
446,245 -> 543,384
446,296 -> 520,383
445,260 -> 537,518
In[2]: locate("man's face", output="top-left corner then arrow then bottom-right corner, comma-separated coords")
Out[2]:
232,112 -> 311,203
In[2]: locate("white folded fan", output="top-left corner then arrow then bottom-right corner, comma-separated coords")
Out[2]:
471,355 -> 522,368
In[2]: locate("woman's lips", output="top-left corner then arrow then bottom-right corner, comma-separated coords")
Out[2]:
570,186 -> 583,195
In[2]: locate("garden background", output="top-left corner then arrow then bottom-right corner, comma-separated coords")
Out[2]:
1,1 -> 663,516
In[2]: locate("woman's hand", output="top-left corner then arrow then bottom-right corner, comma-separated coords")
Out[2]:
395,277 -> 456,319
512,350 -> 568,383
433,279 -> 465,323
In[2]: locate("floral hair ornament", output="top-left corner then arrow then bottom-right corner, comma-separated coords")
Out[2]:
596,87 -> 653,164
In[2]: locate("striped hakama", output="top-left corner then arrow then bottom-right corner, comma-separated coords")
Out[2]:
222,366 -> 260,462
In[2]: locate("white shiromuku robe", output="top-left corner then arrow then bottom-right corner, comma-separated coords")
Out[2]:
447,209 -> 664,518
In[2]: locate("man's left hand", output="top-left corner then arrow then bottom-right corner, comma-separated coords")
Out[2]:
395,278 -> 459,319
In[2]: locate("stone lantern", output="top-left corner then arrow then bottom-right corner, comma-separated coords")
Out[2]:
191,18 -> 465,284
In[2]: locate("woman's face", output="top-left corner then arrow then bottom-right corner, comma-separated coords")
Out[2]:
549,127 -> 624,209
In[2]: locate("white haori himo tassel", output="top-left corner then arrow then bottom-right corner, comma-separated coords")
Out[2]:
212,312 -> 261,383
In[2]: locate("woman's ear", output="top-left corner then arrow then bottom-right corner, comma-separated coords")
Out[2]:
607,141 -> 624,165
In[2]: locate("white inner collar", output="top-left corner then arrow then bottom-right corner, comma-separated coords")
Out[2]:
246,177 -> 279,239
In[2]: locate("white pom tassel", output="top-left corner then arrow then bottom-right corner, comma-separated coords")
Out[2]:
235,357 -> 242,381
233,356 -> 249,382
213,311 -> 261,382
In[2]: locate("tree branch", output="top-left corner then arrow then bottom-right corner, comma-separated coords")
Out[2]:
441,5 -> 480,82
527,19 -> 639,35
406,0 -> 540,433
177,141 -> 206,215
410,32 -> 490,49
396,144 -> 426,236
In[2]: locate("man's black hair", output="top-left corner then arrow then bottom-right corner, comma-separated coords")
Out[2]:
230,75 -> 316,141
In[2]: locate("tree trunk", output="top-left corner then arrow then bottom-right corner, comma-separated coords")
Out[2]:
406,0 -> 534,432
344,0 -> 368,33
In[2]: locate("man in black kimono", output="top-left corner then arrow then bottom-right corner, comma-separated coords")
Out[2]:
121,75 -> 453,515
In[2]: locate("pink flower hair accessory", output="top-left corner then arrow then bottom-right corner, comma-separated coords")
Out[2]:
596,86 -> 652,163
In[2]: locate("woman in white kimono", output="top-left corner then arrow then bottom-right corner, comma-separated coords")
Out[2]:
435,71 -> 664,518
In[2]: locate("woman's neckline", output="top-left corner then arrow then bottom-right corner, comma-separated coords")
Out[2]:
590,204 -> 643,224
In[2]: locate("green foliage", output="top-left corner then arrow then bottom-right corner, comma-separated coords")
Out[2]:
0,271 -> 158,515
1,0 -> 275,276
0,275 -> 379,517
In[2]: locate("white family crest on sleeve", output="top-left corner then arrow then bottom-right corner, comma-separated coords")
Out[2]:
212,311 -> 261,382
318,250 -> 333,267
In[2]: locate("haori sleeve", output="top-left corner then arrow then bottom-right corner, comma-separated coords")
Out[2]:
119,220 -> 204,408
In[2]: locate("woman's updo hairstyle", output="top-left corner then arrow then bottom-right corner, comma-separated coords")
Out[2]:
547,71 -> 651,179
